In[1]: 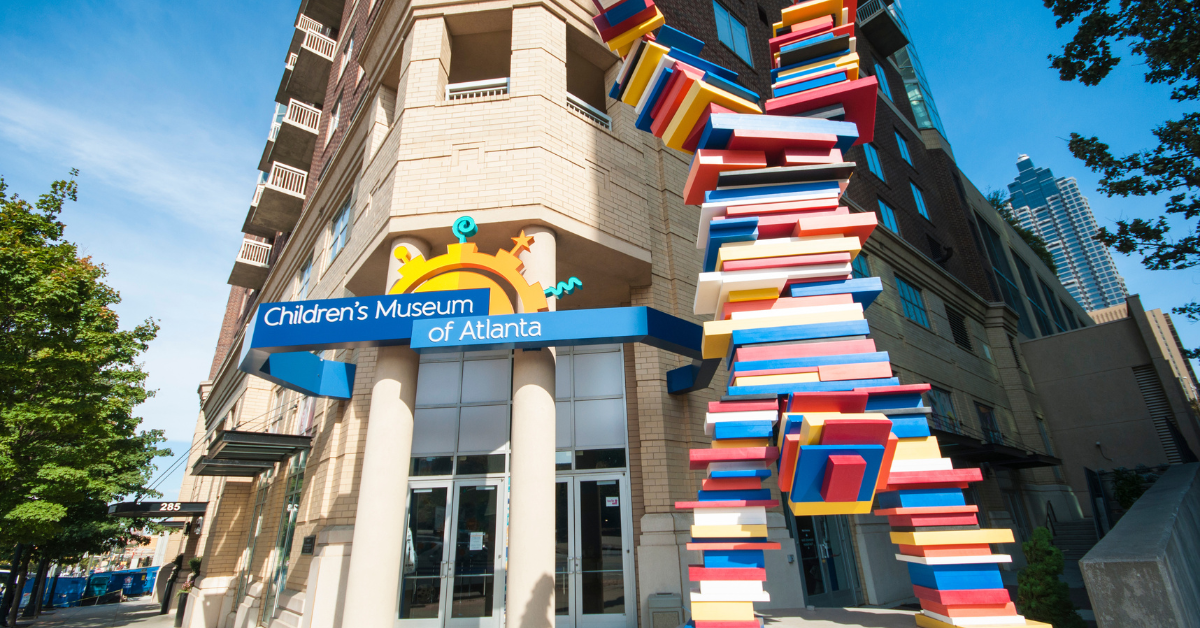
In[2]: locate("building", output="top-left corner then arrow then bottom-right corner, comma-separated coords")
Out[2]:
164,1 -> 1103,627
1007,155 -> 1128,311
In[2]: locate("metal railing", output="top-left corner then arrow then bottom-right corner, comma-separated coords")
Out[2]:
302,30 -> 337,60
567,93 -> 612,130
296,14 -> 323,33
236,239 -> 272,267
928,411 -> 963,434
285,99 -> 321,133
1045,501 -> 1057,537
856,0 -> 886,23
267,163 -> 308,195
446,78 -> 509,101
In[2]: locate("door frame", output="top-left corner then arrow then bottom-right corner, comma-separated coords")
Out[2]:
555,471 -> 636,628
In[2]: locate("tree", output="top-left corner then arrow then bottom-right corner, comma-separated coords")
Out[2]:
1017,527 -> 1086,628
0,173 -> 168,548
1042,0 -> 1200,352
986,190 -> 1059,272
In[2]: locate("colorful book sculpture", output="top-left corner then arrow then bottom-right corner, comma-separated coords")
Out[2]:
588,1 -> 1047,626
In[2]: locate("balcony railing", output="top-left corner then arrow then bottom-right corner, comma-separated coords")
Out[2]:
228,239 -> 272,290
302,29 -> 336,60
237,239 -> 271,266
252,183 -> 265,207
856,0 -> 886,22
567,93 -> 612,131
296,14 -> 323,33
267,162 -> 307,195
286,52 -> 298,71
285,99 -> 321,133
447,78 -> 509,101
855,0 -> 909,58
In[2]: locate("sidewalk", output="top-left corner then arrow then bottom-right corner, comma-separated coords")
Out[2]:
6,599 -> 173,628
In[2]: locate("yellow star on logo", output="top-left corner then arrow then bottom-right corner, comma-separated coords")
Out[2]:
509,230 -> 535,256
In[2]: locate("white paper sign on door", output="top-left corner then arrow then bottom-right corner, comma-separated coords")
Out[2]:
605,496 -> 619,507
469,532 -> 485,551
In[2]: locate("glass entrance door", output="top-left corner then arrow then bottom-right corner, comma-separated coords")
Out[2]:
555,474 -> 634,628
792,515 -> 858,607
398,479 -> 505,628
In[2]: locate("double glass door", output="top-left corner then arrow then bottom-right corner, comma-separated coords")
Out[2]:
555,474 -> 635,628
398,478 -> 505,628
792,515 -> 858,607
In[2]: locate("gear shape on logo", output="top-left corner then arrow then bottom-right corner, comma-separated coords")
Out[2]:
388,241 -> 549,314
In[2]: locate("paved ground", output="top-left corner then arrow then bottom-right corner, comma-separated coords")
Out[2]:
761,607 -> 918,628
5,599 -> 173,628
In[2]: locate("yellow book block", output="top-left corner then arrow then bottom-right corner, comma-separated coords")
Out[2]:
691,524 -> 769,538
787,499 -> 873,516
712,438 -> 771,449
734,372 -> 821,387
777,52 -> 860,83
729,288 -> 780,302
702,309 -> 864,359
607,11 -> 666,53
773,0 -> 845,35
663,80 -> 763,151
915,614 -> 1051,628
890,529 -> 1016,547
716,237 -> 862,268
690,602 -> 756,622
893,436 -> 942,460
773,57 -> 860,83
622,42 -> 669,105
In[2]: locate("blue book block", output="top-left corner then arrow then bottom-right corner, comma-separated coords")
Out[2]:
703,73 -> 760,104
636,67 -> 674,132
698,113 -> 859,152
704,180 -> 842,205
609,80 -> 621,99
788,444 -> 885,503
781,414 -> 805,436
779,33 -> 835,52
703,550 -> 765,569
787,277 -> 884,307
602,0 -> 651,27
728,378 -> 900,397
771,49 -> 851,81
713,421 -> 775,440
655,25 -> 705,56
710,468 -> 772,479
773,71 -> 847,99
697,489 -> 773,501
667,49 -> 739,82
772,61 -> 837,84
732,352 -> 891,374
875,489 -> 966,510
906,563 -> 1004,591
703,223 -> 759,272
889,416 -> 931,438
864,391 -> 925,411
725,319 -> 872,365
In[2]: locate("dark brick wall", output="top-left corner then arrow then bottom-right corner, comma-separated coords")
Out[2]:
208,286 -> 251,381
310,0 -> 370,195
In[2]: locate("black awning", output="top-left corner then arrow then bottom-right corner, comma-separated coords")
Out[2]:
108,501 -> 207,518
191,456 -> 276,477
206,430 -> 312,462
932,428 -> 1061,469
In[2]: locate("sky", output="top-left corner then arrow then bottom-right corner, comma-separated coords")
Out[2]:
0,1 -> 1196,499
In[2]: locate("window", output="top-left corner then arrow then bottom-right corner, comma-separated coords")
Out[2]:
945,306 -> 973,351
326,97 -> 341,146
894,276 -> 930,327
874,63 -> 892,101
1037,417 -> 1063,480
340,37 -> 354,80
895,131 -> 912,166
878,199 -> 900,233
910,182 -> 930,220
1013,254 -> 1052,336
851,253 -> 871,279
1040,281 -> 1068,332
975,403 -> 1003,445
863,143 -> 885,180
926,388 -> 960,433
713,2 -> 752,65
295,257 -> 313,300
978,220 -> 1032,335
412,351 -> 514,476
1063,304 -> 1080,329
555,345 -> 629,471
328,195 -> 352,262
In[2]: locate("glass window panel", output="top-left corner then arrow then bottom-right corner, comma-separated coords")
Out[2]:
457,405 -> 508,453
556,401 -> 573,449
411,456 -> 454,476
456,454 -> 505,475
874,63 -> 892,101
730,17 -> 751,64
851,253 -> 871,279
412,407 -> 458,454
416,361 -> 461,406
399,487 -> 447,619
878,200 -> 900,233
573,351 -> 624,398
574,343 -> 621,353
574,398 -> 626,448
555,354 -> 572,400
575,448 -> 626,470
910,182 -> 930,219
449,485 -> 497,618
713,2 -> 733,48
461,358 -> 511,404
896,131 -> 912,165
578,479 -> 625,614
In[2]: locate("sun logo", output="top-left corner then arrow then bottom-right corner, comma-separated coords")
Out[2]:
389,216 -> 549,315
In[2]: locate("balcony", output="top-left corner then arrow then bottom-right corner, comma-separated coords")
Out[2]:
192,400 -> 314,477
567,93 -> 612,131
228,238 -> 272,290
446,78 -> 509,101
300,0 -> 344,32
258,99 -> 321,172
244,162 -> 307,235
856,0 -> 909,58
278,29 -> 336,106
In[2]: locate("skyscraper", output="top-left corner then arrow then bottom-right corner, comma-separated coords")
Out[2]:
1008,154 -> 1128,311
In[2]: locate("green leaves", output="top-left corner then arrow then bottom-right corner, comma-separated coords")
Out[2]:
1017,527 -> 1086,628
0,174 -> 168,548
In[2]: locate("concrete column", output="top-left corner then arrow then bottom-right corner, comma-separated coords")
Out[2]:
340,237 -> 429,628
506,226 -> 556,628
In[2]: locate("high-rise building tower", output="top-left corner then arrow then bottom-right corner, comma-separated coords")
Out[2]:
1008,154 -> 1128,311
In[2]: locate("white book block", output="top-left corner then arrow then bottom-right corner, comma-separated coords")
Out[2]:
729,302 -> 863,321
895,554 -> 1012,565
921,611 -> 1025,627
705,411 -> 779,436
694,507 -> 768,526
636,56 -> 674,114
697,189 -> 843,247
694,263 -> 854,315
890,458 -> 954,473
689,589 -> 771,603
706,460 -> 769,477
699,581 -> 765,597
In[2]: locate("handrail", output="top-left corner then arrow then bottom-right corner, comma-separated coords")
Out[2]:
302,30 -> 337,60
446,78 -> 509,101
285,99 -> 321,133
856,0 -> 886,23
296,14 -> 323,33
237,240 -> 272,266
1045,501 -> 1057,537
267,163 -> 308,196
286,53 -> 298,70
566,93 -> 612,130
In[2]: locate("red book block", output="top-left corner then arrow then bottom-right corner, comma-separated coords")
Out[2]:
708,399 -> 780,413
689,447 -> 779,470
765,77 -> 879,144
769,15 -> 834,55
651,65 -> 704,137
875,432 -> 898,491
854,383 -> 932,396
783,147 -> 844,167
886,469 -> 984,487
818,361 -> 893,382
784,273 -> 852,287
650,65 -> 686,118
687,542 -> 782,551
726,129 -> 839,160
820,454 -> 866,502
683,103 -> 735,153
675,500 -> 781,509
778,433 -> 801,493
722,252 -> 854,273
898,544 -> 993,557
919,600 -> 1018,618
725,198 -> 842,217
912,585 -> 1011,606
888,513 -> 980,528
794,213 -> 877,242
688,566 -> 768,582
595,5 -> 659,41
874,505 -> 980,516
740,339 -> 875,363
684,150 -> 768,205
702,477 -> 763,491
735,366 -> 819,378
819,418 -> 892,446
786,391 -> 870,413
723,293 -> 855,320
